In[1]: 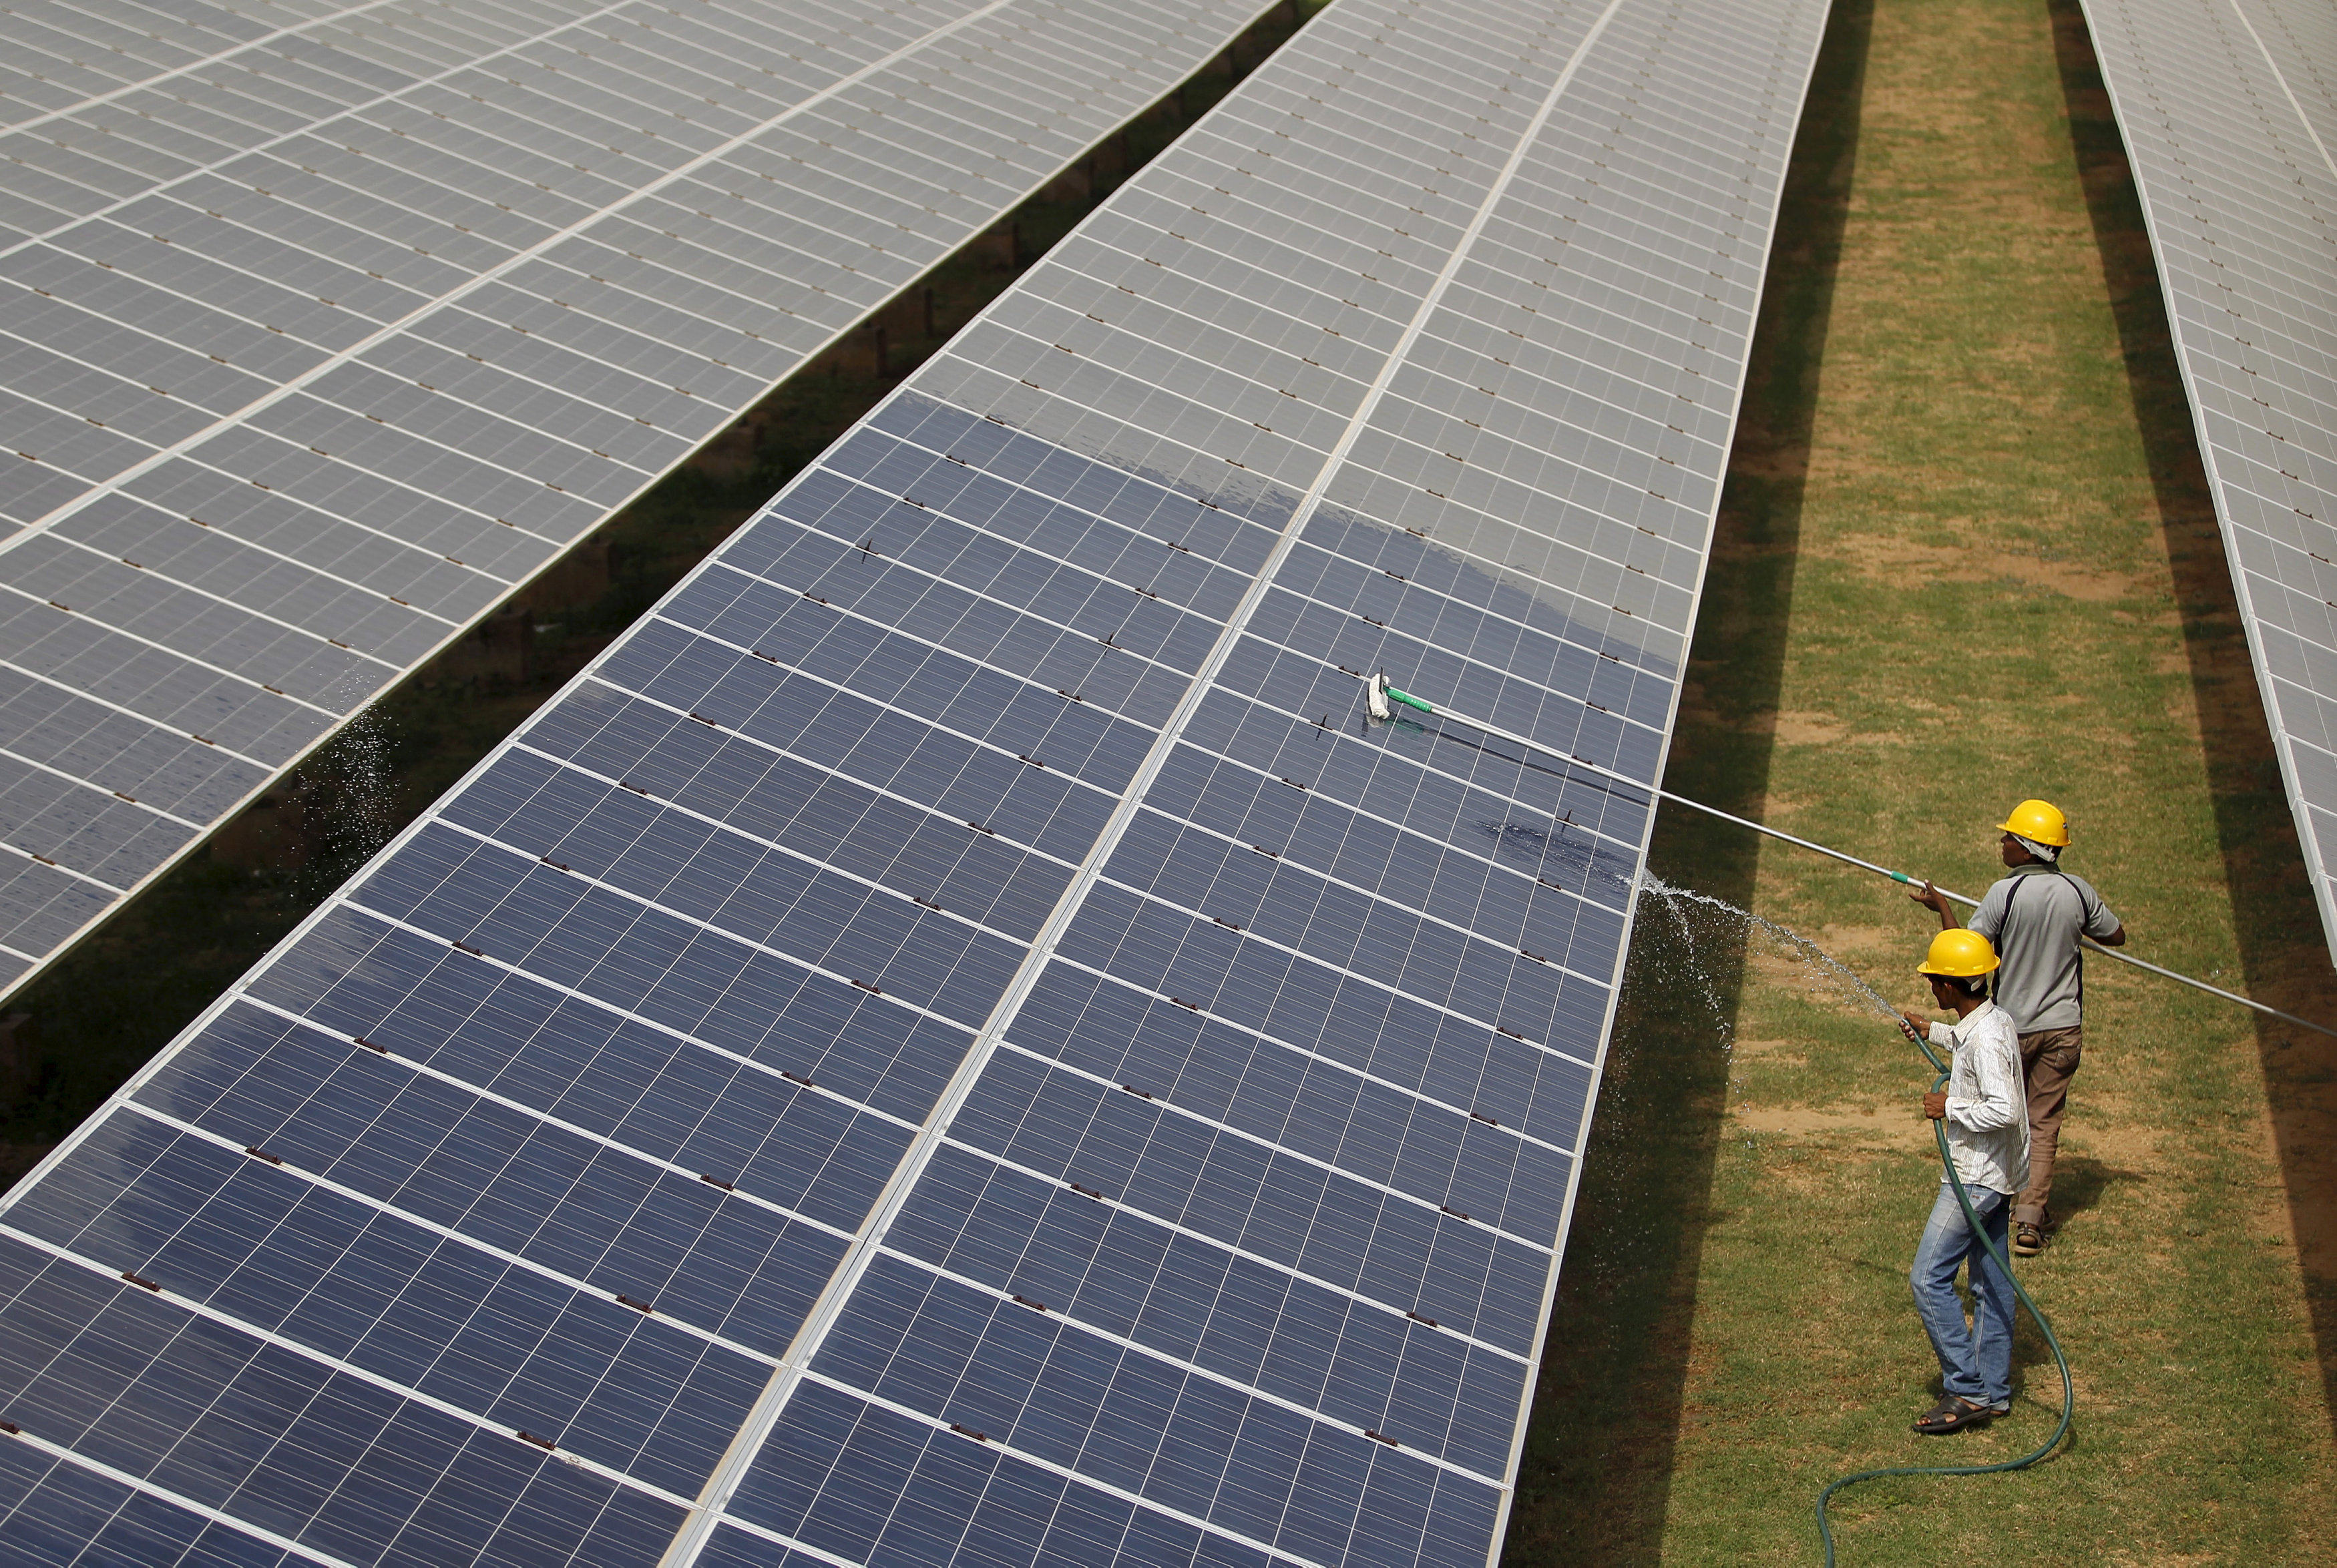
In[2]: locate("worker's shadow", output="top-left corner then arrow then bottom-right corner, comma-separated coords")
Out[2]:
2038,1155 -> 2129,1234
2008,1157 -> 2134,1380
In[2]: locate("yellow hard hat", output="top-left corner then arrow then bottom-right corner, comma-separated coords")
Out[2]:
1997,798 -> 2070,848
1918,929 -> 2000,978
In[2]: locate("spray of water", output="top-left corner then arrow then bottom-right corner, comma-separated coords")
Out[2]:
299,704 -> 399,896
1631,868 -> 1907,1033
1625,868 -> 2076,1543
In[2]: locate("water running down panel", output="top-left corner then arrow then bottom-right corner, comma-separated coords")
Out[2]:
0,0 -> 1279,1005
2076,0 -> 2337,962
0,0 -> 1832,1562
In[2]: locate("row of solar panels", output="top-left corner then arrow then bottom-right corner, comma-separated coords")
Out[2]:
0,0 -> 1837,1560
2076,0 -> 2337,962
0,0 -> 1285,999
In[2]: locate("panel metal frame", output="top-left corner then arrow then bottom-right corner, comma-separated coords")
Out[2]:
2077,0 -> 2337,961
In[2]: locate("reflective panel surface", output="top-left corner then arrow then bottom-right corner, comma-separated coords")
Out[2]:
0,0 -> 1276,1000
0,0 -> 1834,1561
2079,0 -> 2337,958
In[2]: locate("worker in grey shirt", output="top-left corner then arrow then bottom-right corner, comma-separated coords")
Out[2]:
1910,799 -> 2123,1256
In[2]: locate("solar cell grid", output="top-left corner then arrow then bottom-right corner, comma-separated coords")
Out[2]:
0,388 -> 1300,1561
0,0 -> 1836,1560
0,0 -> 1281,999
692,0 -> 1830,1557
0,1434 -> 333,1568
2076,0 -> 2337,959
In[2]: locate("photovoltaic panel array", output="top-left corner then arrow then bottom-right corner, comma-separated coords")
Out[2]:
0,0 -> 1834,1562
2077,0 -> 2337,960
0,0 -> 1278,1003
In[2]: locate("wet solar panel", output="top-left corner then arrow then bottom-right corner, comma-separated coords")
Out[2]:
0,0 -> 1834,1561
0,0 -> 1278,1001
2077,0 -> 2337,962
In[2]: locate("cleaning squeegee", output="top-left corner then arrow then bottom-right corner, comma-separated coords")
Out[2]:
1358,670 -> 2336,1037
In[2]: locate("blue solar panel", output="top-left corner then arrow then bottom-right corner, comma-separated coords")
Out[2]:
0,0 -> 1834,1560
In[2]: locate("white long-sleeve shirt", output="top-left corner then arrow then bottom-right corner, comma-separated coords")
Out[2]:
1926,1001 -> 2031,1196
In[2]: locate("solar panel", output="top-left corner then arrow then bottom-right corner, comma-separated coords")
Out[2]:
0,0 -> 1833,1561
0,0 -> 1282,1003
2076,0 -> 2337,961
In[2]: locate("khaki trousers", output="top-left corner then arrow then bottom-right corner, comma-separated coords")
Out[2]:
2013,1026 -> 2083,1228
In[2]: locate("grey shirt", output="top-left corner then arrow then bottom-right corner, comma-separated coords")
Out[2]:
1967,863 -> 2121,1033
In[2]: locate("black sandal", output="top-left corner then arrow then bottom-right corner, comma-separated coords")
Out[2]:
1912,1395 -> 1996,1434
2012,1222 -> 2044,1257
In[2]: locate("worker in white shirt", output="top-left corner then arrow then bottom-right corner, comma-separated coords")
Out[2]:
1909,798 -> 2123,1256
1897,928 -> 2031,1434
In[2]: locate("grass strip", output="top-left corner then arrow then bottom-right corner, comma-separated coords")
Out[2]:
1507,0 -> 2337,1559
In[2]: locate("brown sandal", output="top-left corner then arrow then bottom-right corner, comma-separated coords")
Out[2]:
1913,1395 -> 1997,1434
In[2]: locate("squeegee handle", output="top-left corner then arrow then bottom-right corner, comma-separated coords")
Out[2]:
1651,790 -> 1964,897
1383,685 -> 1436,716
1368,680 -> 2337,1041
1655,790 -> 2336,1037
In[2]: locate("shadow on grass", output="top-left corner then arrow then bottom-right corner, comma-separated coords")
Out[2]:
2041,1153 -> 2138,1231
2047,0 -> 2337,1430
1498,0 -> 1876,1559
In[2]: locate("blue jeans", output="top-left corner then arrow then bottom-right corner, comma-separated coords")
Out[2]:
1909,1181 -> 2017,1409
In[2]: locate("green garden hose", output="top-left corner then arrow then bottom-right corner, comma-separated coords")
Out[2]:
1812,1024 -> 2075,1564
